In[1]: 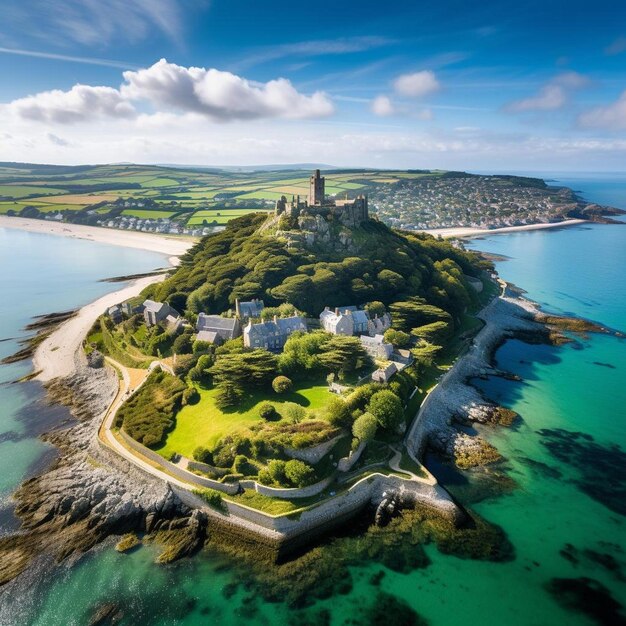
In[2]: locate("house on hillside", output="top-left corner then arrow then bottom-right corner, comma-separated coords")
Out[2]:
243,315 -> 307,351
320,307 -> 354,335
235,298 -> 264,319
372,362 -> 398,383
360,334 -> 393,360
196,313 -> 241,343
367,313 -> 392,336
143,300 -> 180,327
107,305 -> 123,325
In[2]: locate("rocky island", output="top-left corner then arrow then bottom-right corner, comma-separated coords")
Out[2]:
0,171 -> 617,592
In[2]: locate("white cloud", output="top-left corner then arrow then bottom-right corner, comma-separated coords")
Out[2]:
371,95 -> 395,117
506,84 -> 567,112
505,72 -> 589,112
2,0 -> 185,47
578,91 -> 626,130
606,36 -> 626,56
121,59 -> 334,121
393,70 -> 440,98
417,108 -> 434,121
6,85 -> 136,123
4,59 -> 334,124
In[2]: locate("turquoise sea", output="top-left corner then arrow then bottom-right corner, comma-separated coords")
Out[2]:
1,175 -> 625,625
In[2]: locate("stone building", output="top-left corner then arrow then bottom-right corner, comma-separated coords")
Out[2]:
235,298 -> 264,319
360,334 -> 393,360
143,300 -> 180,327
196,313 -> 241,343
275,169 -> 369,228
243,315 -> 307,351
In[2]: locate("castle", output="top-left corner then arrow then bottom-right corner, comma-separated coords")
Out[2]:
275,169 -> 369,228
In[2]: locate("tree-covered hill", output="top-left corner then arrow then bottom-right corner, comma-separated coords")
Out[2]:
143,213 -> 490,327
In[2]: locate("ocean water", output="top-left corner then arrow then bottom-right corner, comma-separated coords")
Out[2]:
1,176 -> 626,625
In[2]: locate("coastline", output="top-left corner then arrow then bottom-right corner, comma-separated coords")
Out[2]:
0,215 -> 196,257
0,219 -> 197,382
421,218 -> 586,239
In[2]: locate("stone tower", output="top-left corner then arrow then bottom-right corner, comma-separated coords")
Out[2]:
309,169 -> 325,205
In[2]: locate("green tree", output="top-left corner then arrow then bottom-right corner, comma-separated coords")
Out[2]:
368,390 -> 404,432
352,412 -> 378,443
383,328 -> 411,348
272,375 -> 293,394
318,335 -> 369,375
172,331 -> 193,355
193,447 -> 214,465
214,381 -> 244,409
259,402 -> 279,420
325,396 -> 352,428
284,459 -> 316,487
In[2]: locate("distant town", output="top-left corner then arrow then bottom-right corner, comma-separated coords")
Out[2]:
0,163 -> 615,237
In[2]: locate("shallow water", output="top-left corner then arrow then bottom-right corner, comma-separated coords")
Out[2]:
1,175 -> 626,625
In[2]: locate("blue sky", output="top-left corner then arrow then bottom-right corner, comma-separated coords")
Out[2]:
1,0 -> 625,170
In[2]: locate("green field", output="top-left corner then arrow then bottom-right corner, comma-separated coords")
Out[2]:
120,209 -> 177,219
157,381 -> 332,458
0,185 -> 67,198
0,162 -> 445,224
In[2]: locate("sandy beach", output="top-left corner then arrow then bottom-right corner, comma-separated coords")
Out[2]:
422,218 -> 586,239
0,216 -> 195,257
0,218 -> 198,381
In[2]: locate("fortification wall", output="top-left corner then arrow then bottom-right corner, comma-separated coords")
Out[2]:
117,429 -> 239,495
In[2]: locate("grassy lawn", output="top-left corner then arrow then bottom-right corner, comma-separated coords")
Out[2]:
157,380 -> 333,458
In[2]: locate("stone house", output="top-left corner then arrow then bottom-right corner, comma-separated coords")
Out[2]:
143,300 -> 180,327
107,305 -> 123,324
196,313 -> 241,343
372,362 -> 398,383
367,313 -> 392,336
243,315 -> 307,351
360,334 -> 393,360
320,307 -> 354,335
235,298 -> 264,319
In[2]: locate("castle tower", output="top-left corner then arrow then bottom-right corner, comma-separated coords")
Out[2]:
309,169 -> 325,205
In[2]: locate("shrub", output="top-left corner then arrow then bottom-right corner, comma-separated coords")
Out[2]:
172,331 -> 193,355
193,446 -> 214,465
116,370 -> 186,448
193,488 -> 225,512
284,460 -> 316,488
258,459 -> 288,486
325,396 -> 352,428
282,402 -> 306,424
272,375 -> 293,394
259,402 -> 279,421
214,382 -> 244,409
233,454 -> 253,475
182,386 -> 200,405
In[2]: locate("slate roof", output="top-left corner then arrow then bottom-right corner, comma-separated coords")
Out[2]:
197,313 -> 238,332
143,299 -> 165,314
196,330 -> 220,343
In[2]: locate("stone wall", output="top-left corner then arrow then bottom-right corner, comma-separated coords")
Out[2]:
337,441 -> 366,472
117,429 -> 239,495
253,473 -> 335,499
284,434 -> 344,465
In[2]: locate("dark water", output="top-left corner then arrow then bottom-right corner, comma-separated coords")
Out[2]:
1,176 -> 626,625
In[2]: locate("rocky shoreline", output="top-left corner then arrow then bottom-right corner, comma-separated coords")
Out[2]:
0,352 -> 208,587
407,281 -> 616,471
1,273 -> 614,591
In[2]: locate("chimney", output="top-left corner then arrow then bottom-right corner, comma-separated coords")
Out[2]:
273,315 -> 278,324
335,308 -> 340,316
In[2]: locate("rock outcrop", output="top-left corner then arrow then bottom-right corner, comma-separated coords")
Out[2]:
0,358 -> 206,587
